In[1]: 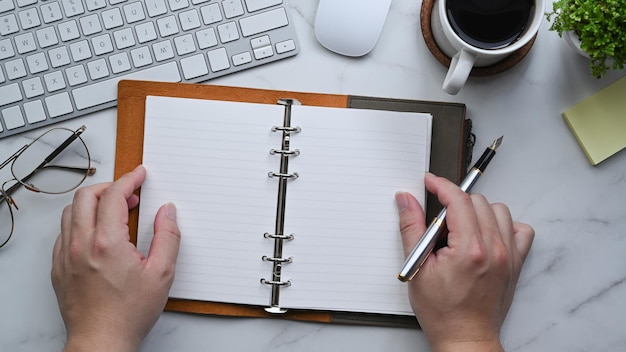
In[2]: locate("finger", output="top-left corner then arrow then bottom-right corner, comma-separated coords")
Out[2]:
425,173 -> 479,246
59,204 -> 72,255
395,192 -> 426,258
512,221 -> 535,262
70,182 -> 113,237
147,203 -> 181,280
491,202 -> 515,252
470,194 -> 500,246
96,165 -> 147,232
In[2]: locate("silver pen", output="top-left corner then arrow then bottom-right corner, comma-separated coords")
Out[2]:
397,136 -> 504,282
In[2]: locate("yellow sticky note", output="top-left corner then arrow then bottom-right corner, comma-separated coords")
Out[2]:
563,76 -> 626,165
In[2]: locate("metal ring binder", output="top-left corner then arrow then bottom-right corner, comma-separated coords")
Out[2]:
262,255 -> 294,263
264,232 -> 295,240
260,278 -> 292,287
270,148 -> 300,156
267,171 -> 299,179
271,126 -> 301,133
261,98 -> 302,314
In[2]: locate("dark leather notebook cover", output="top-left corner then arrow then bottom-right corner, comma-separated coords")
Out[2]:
115,80 -> 472,328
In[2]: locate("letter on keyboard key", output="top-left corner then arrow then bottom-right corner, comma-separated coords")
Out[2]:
239,8 -> 288,37
72,62 -> 182,110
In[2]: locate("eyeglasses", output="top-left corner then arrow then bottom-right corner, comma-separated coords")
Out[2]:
0,126 -> 96,249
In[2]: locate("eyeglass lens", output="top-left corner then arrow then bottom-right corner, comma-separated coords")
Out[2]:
1,127 -> 92,249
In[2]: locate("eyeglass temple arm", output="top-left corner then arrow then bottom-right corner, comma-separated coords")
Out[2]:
34,125 -> 87,171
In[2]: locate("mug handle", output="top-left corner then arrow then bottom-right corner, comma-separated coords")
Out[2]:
443,49 -> 476,95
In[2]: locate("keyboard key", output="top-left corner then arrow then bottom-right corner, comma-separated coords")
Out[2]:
253,45 -> 273,59
196,27 -> 217,49
245,0 -> 282,12
275,39 -> 295,53
80,14 -> 102,35
44,71 -> 67,92
61,0 -> 85,17
72,62 -> 181,110
49,46 -> 71,67
130,46 -> 153,67
41,1 -> 63,23
69,40 -> 92,61
223,0 -> 244,19
0,0 -> 15,13
22,76 -> 45,98
5,58 -> 27,79
85,0 -> 107,12
18,8 -> 41,29
123,2 -> 145,23
180,53 -> 208,79
26,52 -> 49,74
0,38 -> 15,59
92,33 -> 114,55
174,33 -> 196,55
65,64 -> 88,86
179,8 -> 200,31
239,7 -> 288,37
207,47 -> 229,72
168,0 -> 189,11
146,0 -> 167,17
102,8 -> 123,29
36,26 -> 59,48
153,40 -> 174,61
45,92 -> 73,117
199,3 -> 221,24
87,58 -> 109,80
217,21 -> 239,43
0,14 -> 19,35
232,51 -> 252,66
58,20 -> 80,41
2,106 -> 25,129
23,100 -> 47,124
0,83 -> 23,107
157,15 -> 179,36
113,27 -> 136,49
109,52 -> 131,73
14,32 -> 37,54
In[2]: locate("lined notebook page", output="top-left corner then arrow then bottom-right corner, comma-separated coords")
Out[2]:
281,105 -> 431,315
137,96 -> 282,306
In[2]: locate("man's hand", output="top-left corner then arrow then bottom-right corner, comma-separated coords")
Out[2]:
51,165 -> 181,352
396,173 -> 534,352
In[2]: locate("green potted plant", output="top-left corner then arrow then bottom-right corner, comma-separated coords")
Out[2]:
546,0 -> 626,78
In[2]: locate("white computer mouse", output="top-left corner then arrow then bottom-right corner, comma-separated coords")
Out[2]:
314,0 -> 392,57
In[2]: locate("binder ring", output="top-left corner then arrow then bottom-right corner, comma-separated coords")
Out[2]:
264,232 -> 295,240
262,255 -> 293,264
270,148 -> 300,156
260,278 -> 292,287
271,126 -> 301,133
268,171 -> 299,179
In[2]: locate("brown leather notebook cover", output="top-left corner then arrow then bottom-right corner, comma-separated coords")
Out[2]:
114,80 -> 472,328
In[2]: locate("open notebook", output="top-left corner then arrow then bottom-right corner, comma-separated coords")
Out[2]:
136,96 -> 432,316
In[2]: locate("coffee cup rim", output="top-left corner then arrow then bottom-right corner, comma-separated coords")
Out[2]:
439,0 -> 545,55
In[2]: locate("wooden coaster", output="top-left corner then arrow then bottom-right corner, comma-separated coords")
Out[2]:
420,0 -> 536,77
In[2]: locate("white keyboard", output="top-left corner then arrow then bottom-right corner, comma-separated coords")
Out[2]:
0,0 -> 299,139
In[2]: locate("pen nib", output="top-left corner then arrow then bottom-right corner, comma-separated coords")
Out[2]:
490,136 -> 503,150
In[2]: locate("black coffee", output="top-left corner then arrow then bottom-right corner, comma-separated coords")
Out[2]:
446,0 -> 534,49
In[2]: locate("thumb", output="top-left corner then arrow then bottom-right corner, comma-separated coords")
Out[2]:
147,202 -> 181,276
395,192 -> 427,258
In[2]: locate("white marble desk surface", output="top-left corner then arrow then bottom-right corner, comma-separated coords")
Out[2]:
1,1 -> 625,351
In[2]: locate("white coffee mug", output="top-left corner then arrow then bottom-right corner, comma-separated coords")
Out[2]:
431,0 -> 545,94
